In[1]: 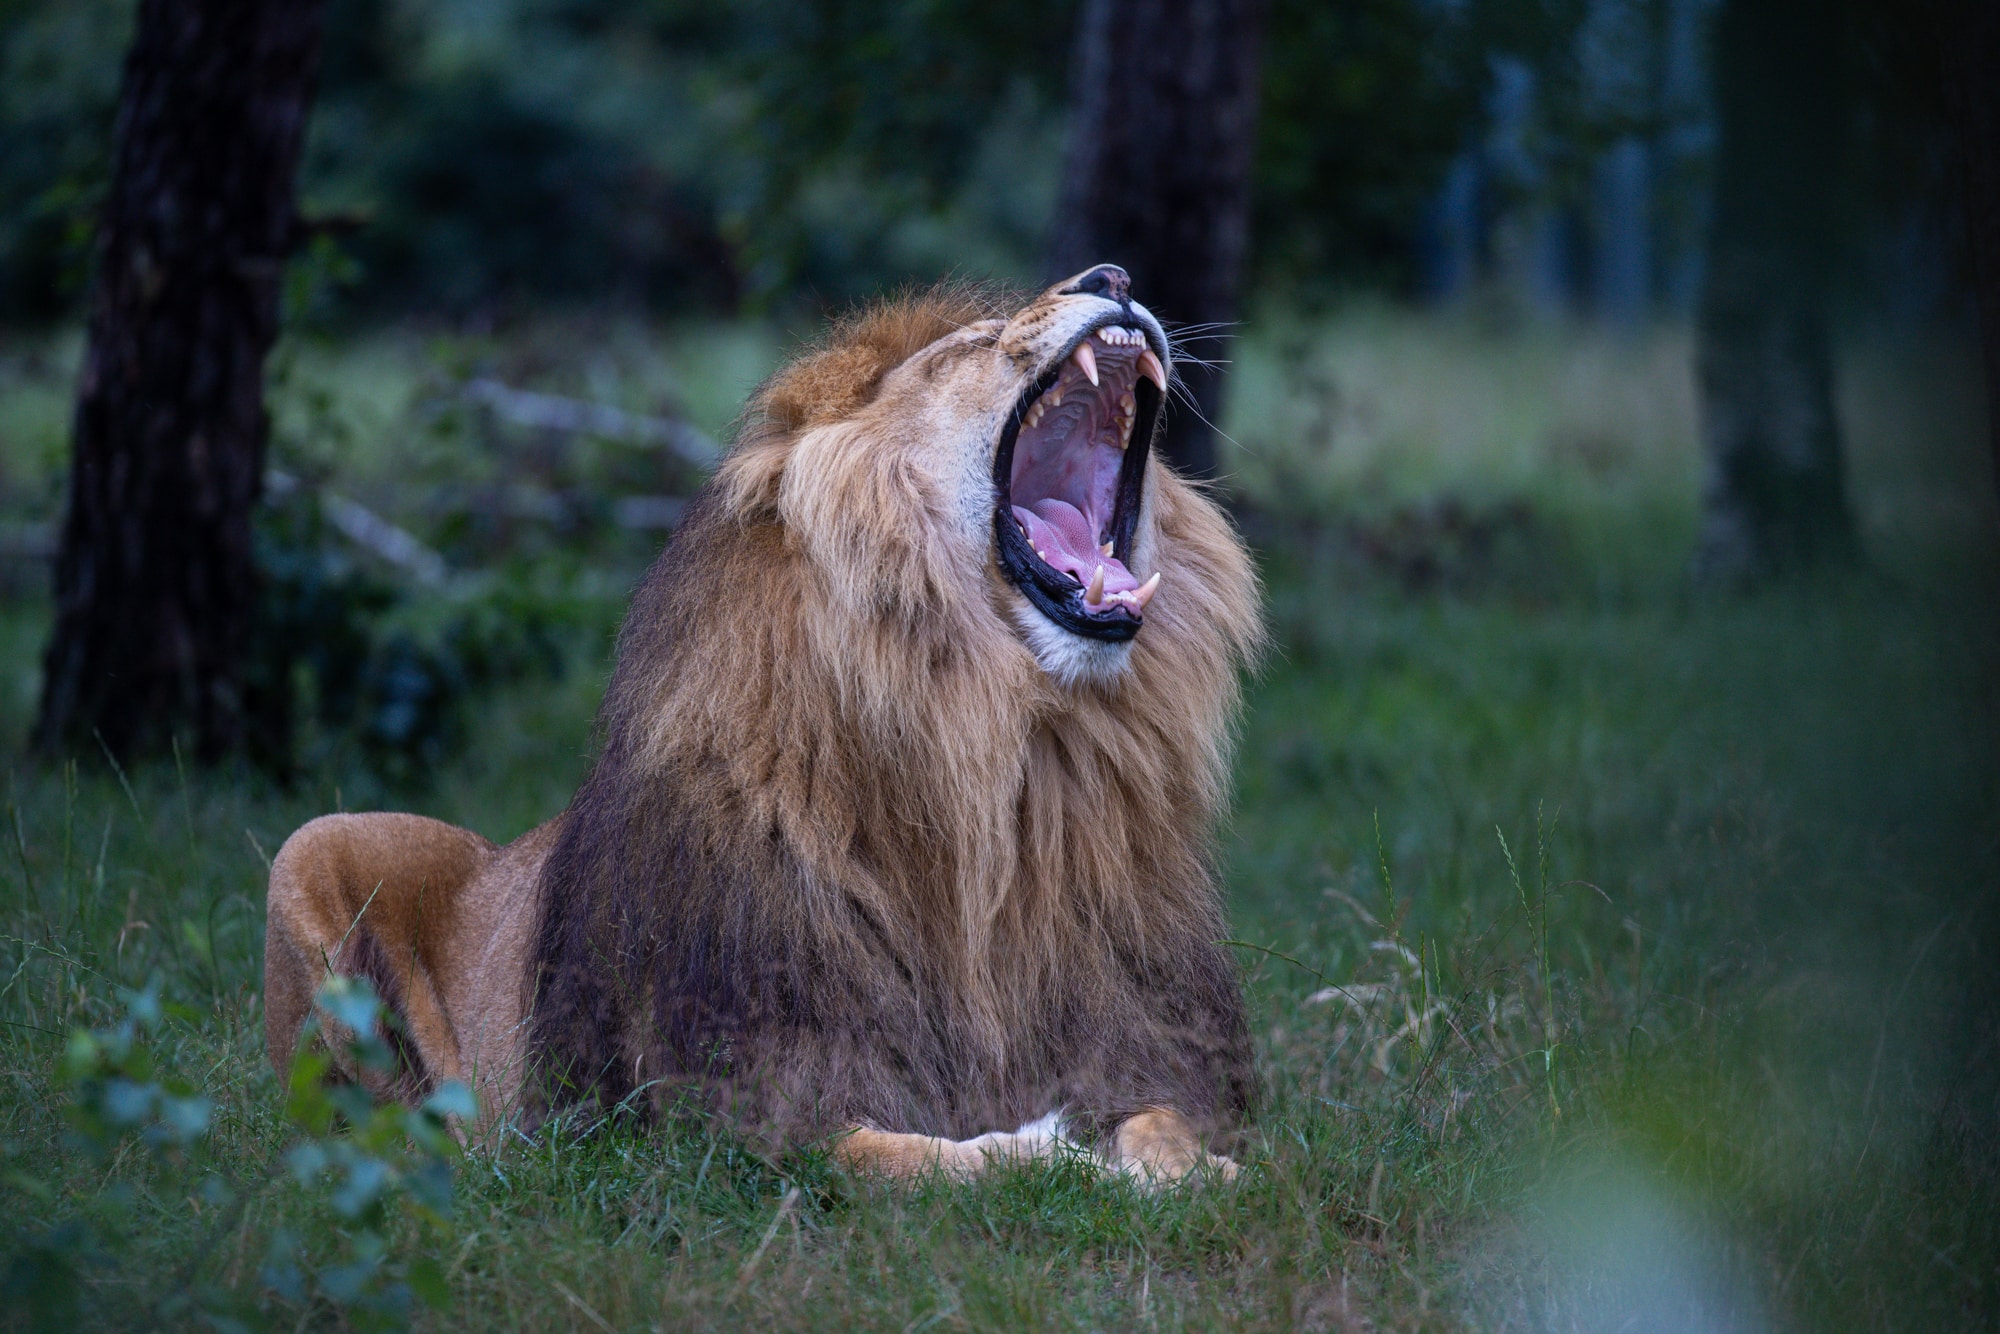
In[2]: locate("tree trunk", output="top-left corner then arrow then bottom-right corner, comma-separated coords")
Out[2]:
1049,0 -> 1267,482
1692,0 -> 1856,581
1927,2 -> 2000,1261
1938,0 -> 2000,511
35,0 -> 326,763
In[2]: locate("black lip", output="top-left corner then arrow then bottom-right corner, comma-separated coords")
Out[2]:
991,318 -> 1164,643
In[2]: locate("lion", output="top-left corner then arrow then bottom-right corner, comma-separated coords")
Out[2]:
263,264 -> 1265,1183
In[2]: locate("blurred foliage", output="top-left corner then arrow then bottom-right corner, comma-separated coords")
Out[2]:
249,479 -> 599,785
0,0 -> 129,321
1255,0 -> 1584,293
2,975 -> 472,1331
0,0 -> 1968,322
0,0 -> 1604,321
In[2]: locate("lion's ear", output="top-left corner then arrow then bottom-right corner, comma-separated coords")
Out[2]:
762,344 -> 899,430
756,290 -> 1002,432
778,420 -> 959,618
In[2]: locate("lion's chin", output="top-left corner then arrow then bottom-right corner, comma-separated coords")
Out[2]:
1012,601 -> 1138,686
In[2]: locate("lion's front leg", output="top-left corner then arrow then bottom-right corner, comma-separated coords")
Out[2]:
834,1112 -> 1074,1181
1108,1108 -> 1239,1186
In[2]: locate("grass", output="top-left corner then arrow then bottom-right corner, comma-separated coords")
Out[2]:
1,307 -> 1996,1330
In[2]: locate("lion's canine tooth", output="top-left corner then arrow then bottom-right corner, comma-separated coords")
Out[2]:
1133,571 -> 1161,609
1138,349 -> 1167,391
1086,565 -> 1106,605
1073,341 -> 1098,386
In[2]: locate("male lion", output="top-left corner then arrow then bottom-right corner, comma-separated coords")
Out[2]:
264,265 -> 1265,1183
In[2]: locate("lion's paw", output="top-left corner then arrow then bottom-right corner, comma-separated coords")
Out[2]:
962,1109 -> 1076,1166
1109,1109 -> 1240,1189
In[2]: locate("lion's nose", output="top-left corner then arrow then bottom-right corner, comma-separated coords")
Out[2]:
1061,264 -> 1131,303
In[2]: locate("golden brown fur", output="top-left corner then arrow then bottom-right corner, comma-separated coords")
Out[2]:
262,272 -> 1264,1183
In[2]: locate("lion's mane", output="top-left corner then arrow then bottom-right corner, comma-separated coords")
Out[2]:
527,289 -> 1265,1143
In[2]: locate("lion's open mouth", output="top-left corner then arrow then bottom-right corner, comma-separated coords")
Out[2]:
993,322 -> 1166,641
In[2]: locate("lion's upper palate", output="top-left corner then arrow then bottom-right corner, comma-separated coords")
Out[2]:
1007,325 -> 1169,620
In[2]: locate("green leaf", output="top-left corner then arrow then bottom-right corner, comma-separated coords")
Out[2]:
286,1142 -> 328,1183
159,1094 -> 213,1143
317,975 -> 385,1038
331,1156 -> 392,1219
423,1081 -> 477,1122
406,1254 -> 451,1310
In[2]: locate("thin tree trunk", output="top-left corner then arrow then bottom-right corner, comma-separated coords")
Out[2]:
1938,0 -> 2000,511
1692,0 -> 1855,581
1049,0 -> 1267,483
35,0 -> 326,763
1926,1 -> 2000,1259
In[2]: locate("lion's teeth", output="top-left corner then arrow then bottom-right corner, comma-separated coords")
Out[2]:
1133,571 -> 1161,609
1085,565 -> 1106,605
1047,385 -> 1063,408
1138,349 -> 1166,391
1073,341 -> 1098,386
1100,541 -> 1114,557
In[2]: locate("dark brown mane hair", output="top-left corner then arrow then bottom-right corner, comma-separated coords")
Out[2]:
527,286 -> 1262,1144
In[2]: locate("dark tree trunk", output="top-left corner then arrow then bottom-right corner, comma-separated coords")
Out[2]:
1927,2 -> 2000,1262
1049,0 -> 1267,482
35,0 -> 326,763
1938,0 -> 2000,510
1692,0 -> 1856,581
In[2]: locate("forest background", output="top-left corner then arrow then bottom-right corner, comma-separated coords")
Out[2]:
0,1 -> 1996,1330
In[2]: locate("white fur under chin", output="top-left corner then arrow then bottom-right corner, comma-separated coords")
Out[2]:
1014,604 -> 1136,687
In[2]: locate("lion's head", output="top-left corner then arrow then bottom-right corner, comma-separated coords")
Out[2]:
531,269 -> 1264,1143
713,264 -> 1247,686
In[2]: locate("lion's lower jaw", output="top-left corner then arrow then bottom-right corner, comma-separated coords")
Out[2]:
1013,603 -> 1137,686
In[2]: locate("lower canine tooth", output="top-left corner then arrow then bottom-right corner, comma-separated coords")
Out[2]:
1085,565 -> 1105,605
1133,571 -> 1162,609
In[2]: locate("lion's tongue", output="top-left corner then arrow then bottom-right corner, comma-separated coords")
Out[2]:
1013,499 -> 1140,594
